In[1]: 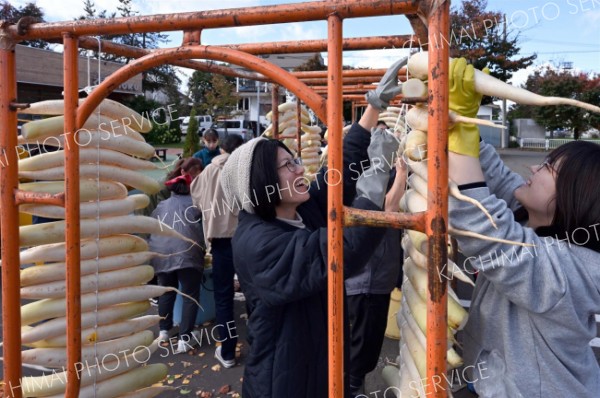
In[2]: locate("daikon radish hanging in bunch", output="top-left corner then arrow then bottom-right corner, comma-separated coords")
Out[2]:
13,99 -> 191,397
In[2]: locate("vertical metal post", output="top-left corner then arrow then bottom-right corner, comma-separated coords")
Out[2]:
271,84 -> 279,140
0,34 -> 23,398
63,33 -> 82,398
296,100 -> 302,155
327,13 -> 344,398
426,2 -> 450,397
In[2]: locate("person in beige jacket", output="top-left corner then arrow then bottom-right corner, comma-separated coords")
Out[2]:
190,134 -> 244,368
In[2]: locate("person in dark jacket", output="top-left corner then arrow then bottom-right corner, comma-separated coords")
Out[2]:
219,59 -> 406,398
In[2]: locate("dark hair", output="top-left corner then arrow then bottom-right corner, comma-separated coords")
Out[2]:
202,129 -> 219,141
377,120 -> 389,129
167,179 -> 190,195
166,157 -> 202,180
221,134 -> 244,154
167,158 -> 185,180
249,139 -> 293,221
537,141 -> 600,252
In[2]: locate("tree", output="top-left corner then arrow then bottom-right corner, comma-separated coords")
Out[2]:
293,54 -> 326,72
449,0 -> 536,102
187,70 -> 214,107
509,67 -> 600,139
183,109 -> 200,158
198,74 -> 240,121
0,1 -> 49,49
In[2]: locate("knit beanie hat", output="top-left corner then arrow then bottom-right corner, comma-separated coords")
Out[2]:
220,137 -> 266,214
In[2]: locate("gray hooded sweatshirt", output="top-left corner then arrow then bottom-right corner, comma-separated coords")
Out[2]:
448,142 -> 600,398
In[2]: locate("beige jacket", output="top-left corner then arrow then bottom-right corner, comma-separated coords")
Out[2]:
191,153 -> 238,245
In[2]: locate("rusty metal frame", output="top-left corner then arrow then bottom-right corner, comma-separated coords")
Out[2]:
1,1 -> 451,397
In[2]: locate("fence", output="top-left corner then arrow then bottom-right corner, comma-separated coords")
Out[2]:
519,138 -> 600,150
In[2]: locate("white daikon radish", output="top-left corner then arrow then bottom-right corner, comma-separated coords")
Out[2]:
18,234 -> 148,265
21,265 -> 155,299
402,78 -> 428,98
29,315 -> 161,348
19,98 -> 153,132
21,340 -> 160,397
400,343 -> 426,398
19,216 -> 197,248
21,301 -> 150,344
406,105 -> 505,132
21,251 -> 159,287
20,194 -> 150,219
43,364 -> 169,398
19,164 -> 160,194
21,330 -> 154,367
404,129 -> 428,161
19,180 -> 128,202
21,285 -> 173,326
19,148 -> 158,172
18,129 -> 155,159
407,52 -> 600,113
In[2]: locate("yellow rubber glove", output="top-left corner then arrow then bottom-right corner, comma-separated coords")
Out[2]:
448,58 -> 488,158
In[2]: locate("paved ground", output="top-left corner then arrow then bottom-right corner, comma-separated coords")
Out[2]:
3,148 -> 599,398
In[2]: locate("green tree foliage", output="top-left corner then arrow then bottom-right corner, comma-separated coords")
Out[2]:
199,74 -> 240,121
0,1 -> 49,49
78,0 -> 177,94
187,70 -> 214,107
510,68 -> 600,139
293,54 -> 326,72
449,0 -> 536,103
183,109 -> 200,158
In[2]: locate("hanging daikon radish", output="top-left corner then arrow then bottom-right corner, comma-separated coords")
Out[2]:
18,234 -> 148,265
43,364 -> 169,398
28,315 -> 161,348
20,193 -> 150,220
21,114 -> 144,141
407,52 -> 600,113
382,365 -> 402,394
19,164 -> 160,194
19,216 -> 198,248
21,251 -> 159,287
404,129 -> 428,161
402,78 -> 428,98
406,104 -> 504,132
18,129 -> 156,159
398,308 -> 426,378
21,285 -> 181,326
21,339 -> 160,397
19,98 -> 153,132
19,148 -> 158,172
21,330 -> 154,367
399,343 -> 426,398
21,301 -> 150,344
19,180 -> 128,202
404,258 -> 468,330
21,265 -> 155,299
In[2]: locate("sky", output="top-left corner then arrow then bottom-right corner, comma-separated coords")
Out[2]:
9,0 -> 600,87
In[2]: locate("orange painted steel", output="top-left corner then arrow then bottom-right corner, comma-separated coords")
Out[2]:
0,39 -> 23,398
326,14 -> 345,398
345,208 -> 426,232
300,75 -> 408,85
271,85 -> 280,140
426,2 -> 450,397
296,101 -> 302,155
312,84 -> 377,92
293,66 -> 408,79
76,36 -> 270,82
7,0 -> 419,40
76,46 -> 327,129
222,35 -> 415,54
63,33 -> 83,398
15,190 -> 65,206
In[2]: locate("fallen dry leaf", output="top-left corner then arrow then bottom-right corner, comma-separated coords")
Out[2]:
218,385 -> 230,394
211,364 -> 221,372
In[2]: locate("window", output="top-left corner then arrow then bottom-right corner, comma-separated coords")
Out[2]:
238,98 -> 250,111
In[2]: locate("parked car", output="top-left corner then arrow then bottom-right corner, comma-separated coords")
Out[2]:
180,115 -> 213,136
214,119 -> 258,141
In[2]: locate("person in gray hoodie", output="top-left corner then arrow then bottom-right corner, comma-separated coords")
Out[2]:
446,58 -> 600,397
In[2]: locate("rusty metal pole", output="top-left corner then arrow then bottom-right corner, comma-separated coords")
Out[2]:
296,100 -> 302,155
426,2 -> 450,397
271,84 -> 279,140
0,33 -> 23,398
326,13 -> 344,398
63,33 -> 82,398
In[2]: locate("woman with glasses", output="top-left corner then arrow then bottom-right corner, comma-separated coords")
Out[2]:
219,59 -> 405,398
447,58 -> 600,397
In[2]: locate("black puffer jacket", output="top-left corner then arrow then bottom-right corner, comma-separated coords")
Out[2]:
232,124 -> 387,398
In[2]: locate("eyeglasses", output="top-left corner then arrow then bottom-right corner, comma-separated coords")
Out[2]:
535,160 -> 554,174
277,158 -> 303,173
